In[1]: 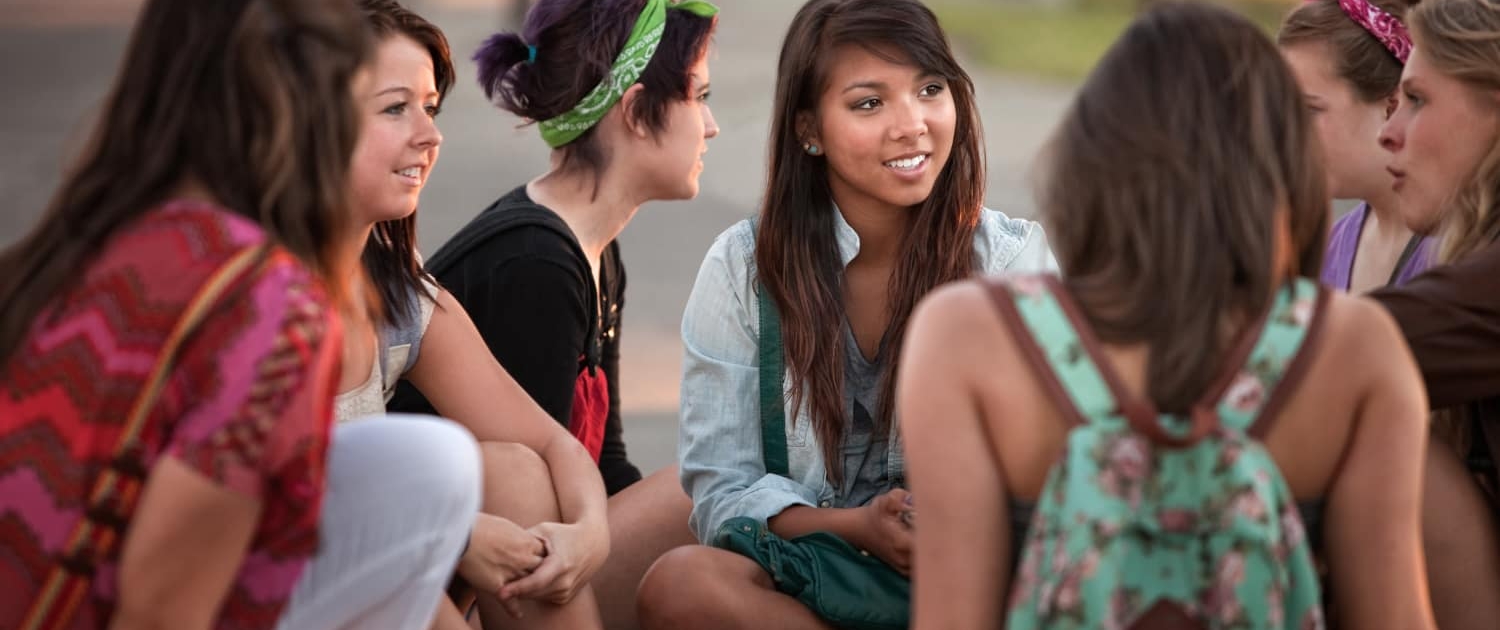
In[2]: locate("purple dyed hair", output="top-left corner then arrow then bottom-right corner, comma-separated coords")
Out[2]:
474,0 -> 716,175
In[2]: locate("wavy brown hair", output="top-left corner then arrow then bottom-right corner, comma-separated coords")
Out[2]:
756,0 -> 983,481
0,0 -> 371,363
1041,1 -> 1328,413
1409,0 -> 1500,264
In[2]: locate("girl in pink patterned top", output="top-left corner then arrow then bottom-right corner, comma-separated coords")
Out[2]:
0,1 -> 479,628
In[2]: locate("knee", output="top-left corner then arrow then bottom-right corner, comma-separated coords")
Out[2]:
478,440 -> 556,516
637,545 -> 728,627
390,415 -> 483,522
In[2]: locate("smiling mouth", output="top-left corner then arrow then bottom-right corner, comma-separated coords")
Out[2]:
397,167 -> 422,179
884,154 -> 929,171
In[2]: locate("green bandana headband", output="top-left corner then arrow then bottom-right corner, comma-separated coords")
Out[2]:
538,0 -> 718,148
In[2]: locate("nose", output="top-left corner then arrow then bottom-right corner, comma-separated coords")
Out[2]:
888,99 -> 927,142
702,104 -> 720,140
415,112 -> 443,150
1379,105 -> 1405,154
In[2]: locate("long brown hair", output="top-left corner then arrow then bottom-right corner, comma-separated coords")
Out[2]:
1409,0 -> 1500,264
1041,1 -> 1328,413
0,0 -> 371,362
1278,0 -> 1419,102
360,0 -> 455,326
756,0 -> 984,480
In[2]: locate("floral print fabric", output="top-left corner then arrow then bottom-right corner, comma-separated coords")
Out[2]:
999,275 -> 1325,630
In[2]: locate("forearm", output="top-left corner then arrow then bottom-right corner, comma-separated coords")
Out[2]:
540,433 -> 609,527
768,505 -> 867,547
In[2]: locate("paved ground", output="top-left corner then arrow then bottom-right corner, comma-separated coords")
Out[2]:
0,0 -> 1076,475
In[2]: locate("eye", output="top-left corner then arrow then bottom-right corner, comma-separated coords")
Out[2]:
697,90 -> 712,103
854,97 -> 881,110
424,103 -> 442,118
1403,90 -> 1424,107
919,82 -> 946,97
382,102 -> 407,116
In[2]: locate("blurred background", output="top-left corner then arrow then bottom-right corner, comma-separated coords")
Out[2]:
0,0 -> 1298,474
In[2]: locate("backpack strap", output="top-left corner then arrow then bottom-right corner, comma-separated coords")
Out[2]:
21,243 -> 269,630
982,274 -> 1120,427
1213,278 -> 1330,437
757,283 -> 791,477
426,191 -> 603,368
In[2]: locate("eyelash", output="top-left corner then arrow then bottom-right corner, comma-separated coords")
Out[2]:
383,102 -> 442,118
697,91 -> 712,103
852,83 -> 947,110
1404,91 -> 1423,107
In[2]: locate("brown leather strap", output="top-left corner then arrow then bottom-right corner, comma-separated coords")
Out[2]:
982,278 -> 1088,427
1248,287 -> 1332,439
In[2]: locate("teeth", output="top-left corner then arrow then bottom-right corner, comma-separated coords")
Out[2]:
398,167 -> 421,178
884,155 -> 926,170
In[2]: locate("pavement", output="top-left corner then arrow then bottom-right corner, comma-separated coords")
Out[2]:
0,0 -> 1076,475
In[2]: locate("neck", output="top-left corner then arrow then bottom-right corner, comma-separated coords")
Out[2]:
833,193 -> 912,265
339,223 -> 375,288
1362,188 -> 1410,241
529,160 -> 643,261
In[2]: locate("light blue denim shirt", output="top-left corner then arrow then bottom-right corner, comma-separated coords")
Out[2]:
678,207 -> 1058,542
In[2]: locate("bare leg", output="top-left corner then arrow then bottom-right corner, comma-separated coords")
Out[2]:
1422,439 -> 1500,630
637,545 -> 833,630
476,441 -> 603,630
592,467 -> 696,630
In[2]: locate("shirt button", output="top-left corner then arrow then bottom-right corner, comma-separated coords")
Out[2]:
818,500 -> 831,508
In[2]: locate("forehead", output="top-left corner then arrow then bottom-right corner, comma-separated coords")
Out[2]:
822,44 -> 923,88
370,34 -> 436,90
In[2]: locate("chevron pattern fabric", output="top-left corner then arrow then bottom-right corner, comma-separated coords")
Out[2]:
1,201 -> 342,629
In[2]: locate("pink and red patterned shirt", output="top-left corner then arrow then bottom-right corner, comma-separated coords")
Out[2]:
0,201 -> 342,628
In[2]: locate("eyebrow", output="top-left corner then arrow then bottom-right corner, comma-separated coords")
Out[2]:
374,85 -> 439,100
840,71 -> 944,94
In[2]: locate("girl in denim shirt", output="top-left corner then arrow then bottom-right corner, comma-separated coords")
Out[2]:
637,0 -> 1054,627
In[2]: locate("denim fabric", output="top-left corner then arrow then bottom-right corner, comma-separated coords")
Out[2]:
678,207 -> 1057,542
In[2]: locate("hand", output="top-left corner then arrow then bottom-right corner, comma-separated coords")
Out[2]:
499,520 -> 610,605
458,513 -> 546,598
854,488 -> 915,575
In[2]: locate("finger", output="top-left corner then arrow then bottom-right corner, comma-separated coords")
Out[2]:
498,593 -> 525,620
501,555 -> 564,600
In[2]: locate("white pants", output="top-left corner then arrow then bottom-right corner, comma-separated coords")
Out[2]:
276,414 -> 480,630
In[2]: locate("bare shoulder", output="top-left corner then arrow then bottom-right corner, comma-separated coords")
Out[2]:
907,278 -> 1029,375
1318,291 -> 1413,370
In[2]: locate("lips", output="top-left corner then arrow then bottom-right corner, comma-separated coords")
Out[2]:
1387,166 -> 1407,191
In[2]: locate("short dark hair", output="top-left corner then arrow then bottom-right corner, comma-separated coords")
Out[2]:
475,0 -> 717,178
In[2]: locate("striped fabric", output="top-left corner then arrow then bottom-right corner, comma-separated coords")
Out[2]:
1,202 -> 342,629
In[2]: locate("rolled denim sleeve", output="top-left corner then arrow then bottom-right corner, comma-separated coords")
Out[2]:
678,224 -> 819,543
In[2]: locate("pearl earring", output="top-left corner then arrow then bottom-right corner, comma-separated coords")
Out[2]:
804,142 -> 821,156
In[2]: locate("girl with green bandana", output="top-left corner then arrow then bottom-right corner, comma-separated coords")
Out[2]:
387,1 -> 719,629
638,0 -> 1055,628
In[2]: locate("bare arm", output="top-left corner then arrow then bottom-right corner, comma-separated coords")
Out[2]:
1324,300 -> 1435,628
405,289 -> 608,602
899,284 -> 1011,630
407,288 -> 608,530
109,458 -> 260,630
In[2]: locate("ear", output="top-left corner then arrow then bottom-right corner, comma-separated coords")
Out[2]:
795,110 -> 820,147
619,83 -> 652,139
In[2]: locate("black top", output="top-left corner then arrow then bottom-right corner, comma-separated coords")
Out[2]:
388,186 -> 642,494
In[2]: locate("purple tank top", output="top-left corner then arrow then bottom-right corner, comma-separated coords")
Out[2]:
1321,203 -> 1434,291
